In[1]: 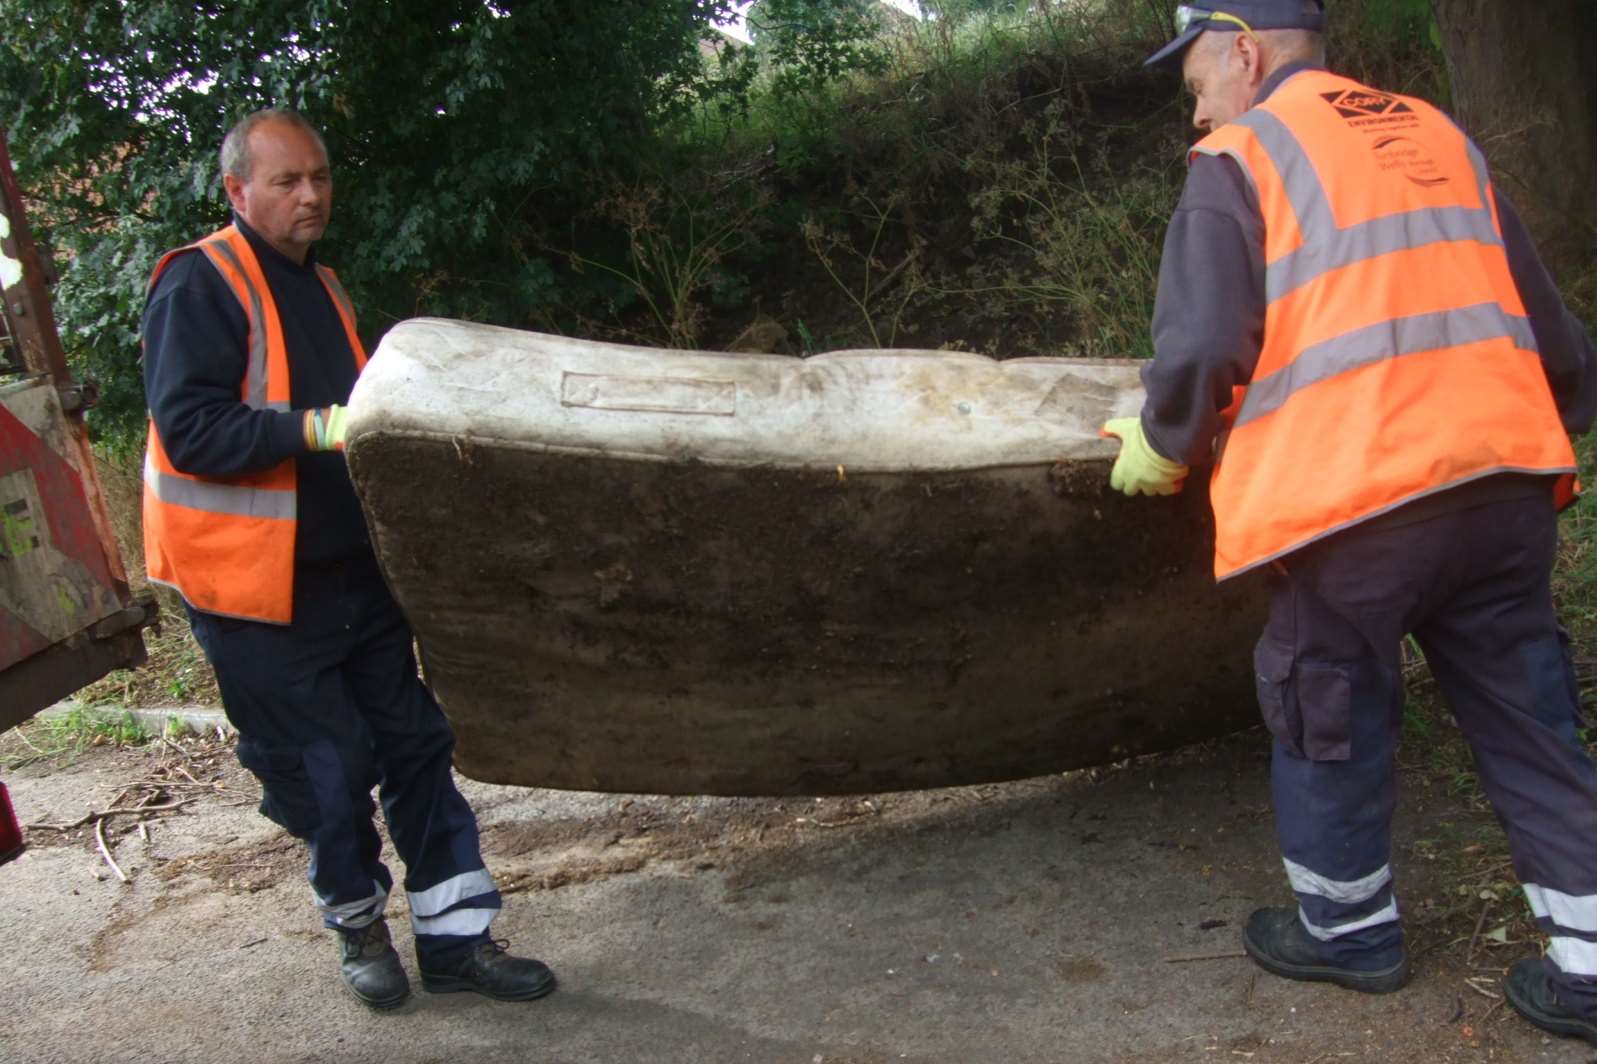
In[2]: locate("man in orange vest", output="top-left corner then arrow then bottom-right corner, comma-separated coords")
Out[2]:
142,109 -> 556,1011
1107,1 -> 1597,1046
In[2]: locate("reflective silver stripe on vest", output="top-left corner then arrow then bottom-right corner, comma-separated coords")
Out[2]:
1230,108 -> 1335,251
1464,136 -> 1493,224
1235,303 -> 1537,429
1268,205 -> 1504,304
1196,106 -> 1504,306
144,452 -> 296,520
316,266 -> 358,337
200,239 -> 288,412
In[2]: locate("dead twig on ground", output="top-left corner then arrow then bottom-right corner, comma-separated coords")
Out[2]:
1478,994 -> 1507,1024
1464,976 -> 1502,1000
26,798 -> 197,832
1163,950 -> 1248,963
127,778 -> 215,793
795,814 -> 876,829
95,818 -> 127,882
1412,932 -> 1471,962
795,800 -> 879,829
1467,898 -> 1491,965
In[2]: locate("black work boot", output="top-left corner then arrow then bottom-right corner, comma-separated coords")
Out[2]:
1505,957 -> 1597,1047
1242,907 -> 1409,994
337,917 -> 411,1010
420,939 -> 557,1001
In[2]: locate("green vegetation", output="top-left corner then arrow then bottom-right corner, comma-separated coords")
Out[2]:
71,613 -> 223,712
0,708 -> 152,771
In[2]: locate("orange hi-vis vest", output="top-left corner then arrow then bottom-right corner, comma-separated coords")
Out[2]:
142,225 -> 367,624
1192,70 -> 1577,581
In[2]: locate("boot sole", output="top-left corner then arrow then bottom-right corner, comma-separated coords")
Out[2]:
420,971 -> 557,1002
1505,975 -> 1597,1046
1243,928 -> 1409,994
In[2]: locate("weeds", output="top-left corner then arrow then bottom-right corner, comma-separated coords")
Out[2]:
57,708 -> 150,745
560,175 -> 767,349
1325,0 -> 1448,104
1,708 -> 152,771
73,613 -> 220,711
956,100 -> 1173,358
1554,431 -> 1597,642
1552,258 -> 1597,647
1401,685 -> 1487,803
802,190 -> 927,347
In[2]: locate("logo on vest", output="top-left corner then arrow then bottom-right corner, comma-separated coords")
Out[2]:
1321,89 -> 1418,129
1371,135 -> 1450,189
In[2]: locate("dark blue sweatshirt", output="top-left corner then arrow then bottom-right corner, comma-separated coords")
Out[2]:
142,216 -> 371,567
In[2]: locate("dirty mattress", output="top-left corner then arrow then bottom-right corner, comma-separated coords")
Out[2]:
345,319 -> 1266,795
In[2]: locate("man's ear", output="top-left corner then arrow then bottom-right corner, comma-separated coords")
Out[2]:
1235,32 -> 1263,81
222,173 -> 245,214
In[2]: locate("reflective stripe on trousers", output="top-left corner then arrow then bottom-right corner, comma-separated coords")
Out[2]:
1258,490 -> 1597,1019
408,868 -> 499,939
1525,884 -> 1597,980
185,557 -> 499,965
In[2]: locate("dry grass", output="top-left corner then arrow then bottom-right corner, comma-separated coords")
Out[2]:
92,447 -> 145,587
75,618 -> 220,710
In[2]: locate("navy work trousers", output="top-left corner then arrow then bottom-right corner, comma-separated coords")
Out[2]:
187,556 -> 499,965
1257,491 -> 1597,1016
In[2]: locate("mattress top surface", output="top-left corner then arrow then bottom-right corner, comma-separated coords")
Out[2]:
348,318 -> 1146,471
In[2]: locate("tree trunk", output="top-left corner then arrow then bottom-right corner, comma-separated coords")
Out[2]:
1430,0 -> 1597,276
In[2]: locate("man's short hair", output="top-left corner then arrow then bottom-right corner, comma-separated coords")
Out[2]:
1265,22 -> 1327,65
219,109 -> 326,182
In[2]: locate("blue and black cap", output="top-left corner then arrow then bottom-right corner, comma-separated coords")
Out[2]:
1144,1 -> 1327,68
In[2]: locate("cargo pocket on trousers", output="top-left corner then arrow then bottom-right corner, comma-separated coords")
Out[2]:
1254,637 -> 1301,758
1296,662 -> 1352,761
236,742 -> 322,837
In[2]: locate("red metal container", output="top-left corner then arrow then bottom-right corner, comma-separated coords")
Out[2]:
0,781 -> 24,864
0,127 -> 154,733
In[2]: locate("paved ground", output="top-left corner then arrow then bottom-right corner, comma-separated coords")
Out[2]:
2,721 -> 1595,1064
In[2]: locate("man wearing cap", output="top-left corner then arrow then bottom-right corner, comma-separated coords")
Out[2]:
1102,0 -> 1597,1046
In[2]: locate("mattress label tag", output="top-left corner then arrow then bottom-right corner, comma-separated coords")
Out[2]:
560,373 -> 737,416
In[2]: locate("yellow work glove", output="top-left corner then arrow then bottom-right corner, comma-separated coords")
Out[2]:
1101,416 -> 1188,497
303,405 -> 350,452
